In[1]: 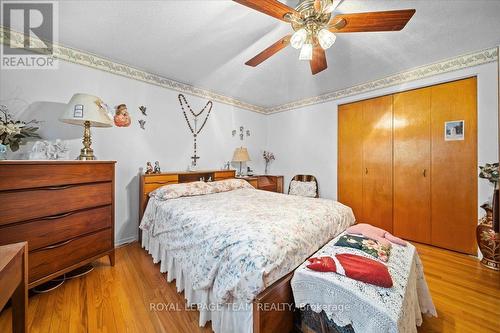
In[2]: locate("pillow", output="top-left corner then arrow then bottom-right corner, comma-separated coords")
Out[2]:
334,234 -> 391,262
306,254 -> 393,288
209,178 -> 255,193
150,181 -> 213,200
289,180 -> 317,197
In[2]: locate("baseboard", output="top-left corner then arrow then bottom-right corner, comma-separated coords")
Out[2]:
115,236 -> 137,247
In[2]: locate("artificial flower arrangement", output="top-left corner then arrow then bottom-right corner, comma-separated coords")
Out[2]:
479,162 -> 499,232
0,104 -> 41,152
263,150 -> 275,175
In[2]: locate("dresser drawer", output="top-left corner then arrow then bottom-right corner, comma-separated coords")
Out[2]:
0,205 -> 112,250
29,228 -> 112,283
0,162 -> 114,191
214,171 -> 236,180
0,182 -> 112,226
144,174 -> 179,184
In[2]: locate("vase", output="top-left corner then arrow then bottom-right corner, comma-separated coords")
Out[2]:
476,203 -> 500,270
264,163 -> 269,175
0,144 -> 7,160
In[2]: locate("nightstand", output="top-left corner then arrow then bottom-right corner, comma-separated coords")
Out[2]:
237,176 -> 259,188
239,175 -> 284,193
0,242 -> 28,333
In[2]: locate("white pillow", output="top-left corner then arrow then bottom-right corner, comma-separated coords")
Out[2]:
289,180 -> 317,197
209,178 -> 255,193
150,181 -> 213,200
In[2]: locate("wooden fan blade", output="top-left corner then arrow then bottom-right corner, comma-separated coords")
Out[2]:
233,0 -> 300,22
310,46 -> 327,75
329,9 -> 416,32
245,35 -> 291,67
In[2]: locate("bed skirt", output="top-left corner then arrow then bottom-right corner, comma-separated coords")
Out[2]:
142,231 -> 253,333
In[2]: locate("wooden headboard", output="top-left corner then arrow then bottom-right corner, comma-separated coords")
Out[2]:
139,169 -> 235,221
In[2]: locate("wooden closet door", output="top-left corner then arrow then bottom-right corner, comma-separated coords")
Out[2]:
431,77 -> 477,254
338,101 -> 364,221
362,95 -> 393,232
393,88 -> 431,243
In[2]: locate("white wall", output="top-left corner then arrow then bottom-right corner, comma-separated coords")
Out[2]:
0,61 -> 268,245
267,62 -> 499,215
1,57 -> 498,245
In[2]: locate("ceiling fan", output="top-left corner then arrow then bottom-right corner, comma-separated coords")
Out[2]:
234,0 -> 416,75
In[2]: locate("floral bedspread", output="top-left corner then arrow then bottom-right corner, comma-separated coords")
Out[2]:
140,188 -> 355,303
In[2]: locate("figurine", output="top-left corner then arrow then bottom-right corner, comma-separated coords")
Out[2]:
145,161 -> 153,174
154,161 -> 161,174
114,104 -> 131,127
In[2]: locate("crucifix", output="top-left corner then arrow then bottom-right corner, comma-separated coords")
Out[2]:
178,94 -> 213,167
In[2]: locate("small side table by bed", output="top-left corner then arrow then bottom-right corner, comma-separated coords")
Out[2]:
0,242 -> 28,333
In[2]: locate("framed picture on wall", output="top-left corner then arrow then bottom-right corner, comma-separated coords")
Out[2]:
444,120 -> 465,141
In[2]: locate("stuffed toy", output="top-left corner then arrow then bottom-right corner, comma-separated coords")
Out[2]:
306,254 -> 393,288
346,223 -> 407,247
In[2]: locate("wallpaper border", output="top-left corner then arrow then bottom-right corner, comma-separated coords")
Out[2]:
1,26 -> 497,115
0,26 -> 268,114
266,47 -> 498,113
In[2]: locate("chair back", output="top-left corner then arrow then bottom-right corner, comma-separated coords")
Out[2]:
288,174 -> 319,198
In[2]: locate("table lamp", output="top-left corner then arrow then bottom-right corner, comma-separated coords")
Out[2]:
60,93 -> 113,160
232,147 -> 250,176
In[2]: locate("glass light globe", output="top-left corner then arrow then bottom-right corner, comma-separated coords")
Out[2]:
299,43 -> 313,61
317,29 -> 337,50
290,28 -> 307,49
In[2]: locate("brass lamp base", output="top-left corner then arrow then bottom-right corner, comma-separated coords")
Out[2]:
78,120 -> 96,160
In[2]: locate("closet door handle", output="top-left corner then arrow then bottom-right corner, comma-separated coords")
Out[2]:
423,169 -> 427,177
365,168 -> 368,175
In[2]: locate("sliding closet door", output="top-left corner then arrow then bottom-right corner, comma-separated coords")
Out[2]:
431,77 -> 477,254
338,102 -> 364,221
362,95 -> 393,232
393,88 -> 431,243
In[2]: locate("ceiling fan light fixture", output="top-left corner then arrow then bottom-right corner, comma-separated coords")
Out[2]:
299,43 -> 313,61
290,28 -> 307,49
317,29 -> 337,50
322,0 -> 337,14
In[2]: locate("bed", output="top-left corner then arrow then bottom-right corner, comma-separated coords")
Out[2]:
138,170 -> 355,333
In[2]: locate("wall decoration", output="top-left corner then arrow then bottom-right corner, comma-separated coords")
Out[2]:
232,126 -> 250,140
154,161 -> 161,173
139,106 -> 147,116
138,119 -> 146,130
444,120 -> 464,141
178,93 -> 213,167
29,139 -> 69,160
145,161 -> 153,174
114,104 -> 131,127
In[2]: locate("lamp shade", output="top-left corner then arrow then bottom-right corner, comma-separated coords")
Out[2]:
60,93 -> 113,127
232,147 -> 251,162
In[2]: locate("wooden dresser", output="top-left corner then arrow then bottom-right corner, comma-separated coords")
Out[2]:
0,161 -> 115,288
239,175 -> 284,193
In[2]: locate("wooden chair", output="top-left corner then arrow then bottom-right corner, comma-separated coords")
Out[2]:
288,175 -> 319,198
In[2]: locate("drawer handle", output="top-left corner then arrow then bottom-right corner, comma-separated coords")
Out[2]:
38,238 -> 75,250
45,185 -> 74,190
40,211 -> 75,220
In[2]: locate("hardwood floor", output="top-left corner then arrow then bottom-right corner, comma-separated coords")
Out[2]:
0,242 -> 498,333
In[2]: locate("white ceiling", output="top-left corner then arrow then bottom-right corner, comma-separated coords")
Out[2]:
58,0 -> 500,107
